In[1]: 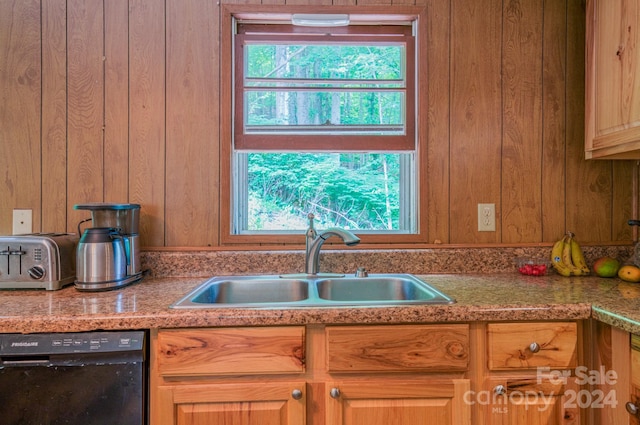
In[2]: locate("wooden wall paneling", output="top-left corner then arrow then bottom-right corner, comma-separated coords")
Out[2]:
218,5 -> 234,245
565,0 -> 613,243
42,0 -> 68,233
612,162 -> 634,240
330,0 -> 355,6
541,0 -> 567,242
426,0 -> 450,243
262,0 -> 286,6
501,0 -> 544,243
0,0 -> 632,245
285,0 -> 333,5
414,5 -> 429,242
66,0 -> 105,230
449,0 -> 502,244
129,0 -> 166,247
0,0 -> 42,234
221,0 -> 262,5
392,0 -> 416,6
349,0 -> 390,6
165,0 -> 219,246
104,0 -> 130,203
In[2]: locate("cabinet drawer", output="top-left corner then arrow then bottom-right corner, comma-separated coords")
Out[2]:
156,326 -> 305,377
487,322 -> 577,370
632,335 -> 640,389
326,324 -> 469,373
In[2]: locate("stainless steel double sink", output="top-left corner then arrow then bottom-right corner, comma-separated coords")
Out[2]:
170,274 -> 455,308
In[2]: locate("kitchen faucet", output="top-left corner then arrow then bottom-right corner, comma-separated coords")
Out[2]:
304,213 -> 360,275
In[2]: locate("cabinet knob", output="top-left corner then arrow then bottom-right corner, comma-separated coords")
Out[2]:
291,389 -> 303,400
330,388 -> 341,399
626,402 -> 639,416
494,385 -> 507,396
529,342 -> 540,353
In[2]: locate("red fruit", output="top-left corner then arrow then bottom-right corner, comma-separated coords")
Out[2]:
518,261 -> 547,276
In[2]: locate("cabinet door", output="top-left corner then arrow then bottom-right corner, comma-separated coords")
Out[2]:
484,377 -> 579,425
585,0 -> 640,158
325,379 -> 470,425
155,381 -> 306,425
630,338 -> 640,425
631,387 -> 640,425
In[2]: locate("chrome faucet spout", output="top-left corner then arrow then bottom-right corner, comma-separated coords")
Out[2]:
304,219 -> 360,275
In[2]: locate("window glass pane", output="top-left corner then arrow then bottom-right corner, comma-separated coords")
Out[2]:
245,44 -> 404,81
237,152 -> 414,232
243,43 -> 406,135
245,91 -> 404,134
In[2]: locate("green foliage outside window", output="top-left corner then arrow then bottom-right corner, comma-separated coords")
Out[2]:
247,153 -> 402,231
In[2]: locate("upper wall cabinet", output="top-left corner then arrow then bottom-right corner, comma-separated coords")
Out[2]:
585,0 -> 640,159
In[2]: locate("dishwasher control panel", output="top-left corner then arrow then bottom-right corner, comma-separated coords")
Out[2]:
0,331 -> 145,355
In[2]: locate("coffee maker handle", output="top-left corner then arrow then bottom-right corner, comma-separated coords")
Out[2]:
76,218 -> 92,236
108,231 -> 131,267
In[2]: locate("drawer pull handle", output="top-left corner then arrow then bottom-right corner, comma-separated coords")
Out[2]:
330,388 -> 341,399
529,342 -> 541,353
626,402 -> 639,416
494,385 -> 507,396
291,389 -> 303,400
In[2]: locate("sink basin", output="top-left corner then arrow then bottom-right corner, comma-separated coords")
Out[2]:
316,276 -> 446,303
170,274 -> 455,309
189,278 -> 308,304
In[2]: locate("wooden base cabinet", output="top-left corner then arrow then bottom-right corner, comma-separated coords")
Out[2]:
479,321 -> 580,425
151,324 -> 471,425
321,324 -> 471,425
483,377 -> 579,425
155,382 -> 306,425
627,334 -> 640,425
150,326 -> 307,425
592,322 -> 632,425
325,379 -> 470,425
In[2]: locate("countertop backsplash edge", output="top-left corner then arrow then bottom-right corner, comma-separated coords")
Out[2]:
141,245 -> 635,278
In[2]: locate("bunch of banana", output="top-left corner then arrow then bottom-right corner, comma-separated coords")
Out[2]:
550,232 -> 590,277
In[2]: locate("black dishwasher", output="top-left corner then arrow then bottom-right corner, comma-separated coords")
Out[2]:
0,330 -> 146,425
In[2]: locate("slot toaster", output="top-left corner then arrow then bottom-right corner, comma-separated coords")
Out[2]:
0,233 -> 79,290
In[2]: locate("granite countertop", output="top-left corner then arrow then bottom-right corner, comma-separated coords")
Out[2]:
0,273 -> 638,334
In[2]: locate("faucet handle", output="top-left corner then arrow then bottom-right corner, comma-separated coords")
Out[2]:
355,267 -> 368,277
305,213 -> 317,240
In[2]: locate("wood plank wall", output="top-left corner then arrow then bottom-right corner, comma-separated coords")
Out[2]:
0,0 -> 636,247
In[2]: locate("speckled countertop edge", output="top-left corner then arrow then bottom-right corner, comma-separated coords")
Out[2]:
0,272 -> 637,334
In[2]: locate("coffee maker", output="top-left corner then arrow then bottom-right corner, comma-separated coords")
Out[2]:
73,203 -> 143,291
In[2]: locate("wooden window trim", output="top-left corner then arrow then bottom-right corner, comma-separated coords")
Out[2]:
220,5 -> 428,246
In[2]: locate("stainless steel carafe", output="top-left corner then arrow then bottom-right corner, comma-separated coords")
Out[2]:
76,228 -> 127,286
74,203 -> 143,291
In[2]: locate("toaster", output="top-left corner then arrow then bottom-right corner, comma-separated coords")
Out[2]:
0,233 -> 79,290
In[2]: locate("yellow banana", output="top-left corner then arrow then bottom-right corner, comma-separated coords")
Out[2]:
550,236 -> 573,277
563,232 -> 586,275
561,233 -> 575,269
570,236 -> 590,275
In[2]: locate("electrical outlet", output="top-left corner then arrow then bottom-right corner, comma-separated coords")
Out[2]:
13,209 -> 32,235
478,203 -> 496,232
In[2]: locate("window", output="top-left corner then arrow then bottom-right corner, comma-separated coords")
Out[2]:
221,7 -> 427,244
